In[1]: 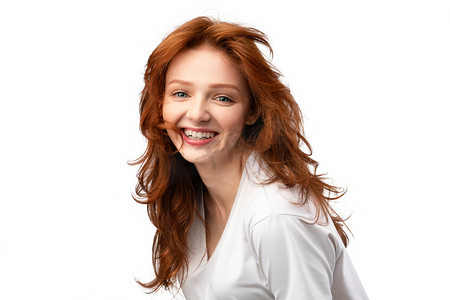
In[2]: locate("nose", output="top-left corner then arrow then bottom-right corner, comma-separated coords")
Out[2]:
186,97 -> 210,123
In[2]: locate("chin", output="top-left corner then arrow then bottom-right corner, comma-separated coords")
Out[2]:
180,146 -> 246,171
178,148 -> 216,165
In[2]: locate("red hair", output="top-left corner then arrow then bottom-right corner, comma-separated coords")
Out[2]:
131,16 -> 349,293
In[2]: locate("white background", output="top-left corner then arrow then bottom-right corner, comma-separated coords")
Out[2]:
1,0 -> 449,299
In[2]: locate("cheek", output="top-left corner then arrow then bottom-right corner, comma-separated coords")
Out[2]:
220,112 -> 247,137
162,102 -> 183,143
162,102 -> 178,124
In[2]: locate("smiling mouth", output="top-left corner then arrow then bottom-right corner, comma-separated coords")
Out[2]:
183,129 -> 218,140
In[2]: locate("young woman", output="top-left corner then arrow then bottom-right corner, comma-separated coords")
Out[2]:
133,16 -> 368,299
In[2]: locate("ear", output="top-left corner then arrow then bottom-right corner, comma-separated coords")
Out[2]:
245,106 -> 261,125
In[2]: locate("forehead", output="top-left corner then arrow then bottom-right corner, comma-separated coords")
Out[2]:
165,45 -> 247,88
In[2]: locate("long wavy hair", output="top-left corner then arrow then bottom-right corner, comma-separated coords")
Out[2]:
131,16 -> 349,293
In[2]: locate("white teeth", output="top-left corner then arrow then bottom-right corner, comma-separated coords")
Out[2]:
184,129 -> 216,140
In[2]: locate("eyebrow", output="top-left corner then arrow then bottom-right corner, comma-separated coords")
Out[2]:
167,79 -> 194,86
167,79 -> 241,93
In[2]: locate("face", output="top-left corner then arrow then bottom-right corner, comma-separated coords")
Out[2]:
162,45 -> 252,167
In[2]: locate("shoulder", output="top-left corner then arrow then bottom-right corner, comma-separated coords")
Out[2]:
242,173 -> 332,233
242,153 -> 317,222
241,153 -> 343,254
244,182 -> 343,253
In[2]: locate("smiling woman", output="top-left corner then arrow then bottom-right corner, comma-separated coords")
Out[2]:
132,16 -> 368,299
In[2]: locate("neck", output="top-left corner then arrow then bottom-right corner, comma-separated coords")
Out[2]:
196,149 -> 249,216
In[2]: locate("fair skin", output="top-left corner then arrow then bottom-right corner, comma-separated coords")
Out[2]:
162,45 -> 256,258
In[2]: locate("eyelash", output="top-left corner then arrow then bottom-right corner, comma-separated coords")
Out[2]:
173,91 -> 189,98
172,91 -> 234,103
216,95 -> 233,103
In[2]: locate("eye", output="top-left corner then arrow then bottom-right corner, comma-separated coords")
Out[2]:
173,91 -> 189,98
216,95 -> 233,103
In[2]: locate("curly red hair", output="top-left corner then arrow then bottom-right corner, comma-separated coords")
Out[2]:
131,16 -> 349,293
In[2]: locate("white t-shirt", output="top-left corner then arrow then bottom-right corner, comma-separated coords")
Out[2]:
181,154 -> 368,299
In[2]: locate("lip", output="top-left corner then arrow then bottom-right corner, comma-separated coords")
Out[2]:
181,127 -> 218,146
